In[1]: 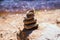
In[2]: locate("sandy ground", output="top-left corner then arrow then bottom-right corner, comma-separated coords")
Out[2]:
0,9 -> 60,40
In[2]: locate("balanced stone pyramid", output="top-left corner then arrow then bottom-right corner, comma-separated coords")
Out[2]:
23,10 -> 38,29
17,10 -> 38,40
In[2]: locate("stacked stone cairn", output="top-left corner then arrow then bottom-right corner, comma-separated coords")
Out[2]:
23,10 -> 38,29
17,10 -> 38,40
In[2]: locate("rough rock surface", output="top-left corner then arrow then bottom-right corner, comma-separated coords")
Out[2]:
0,9 -> 60,40
28,22 -> 60,40
0,14 -> 25,40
